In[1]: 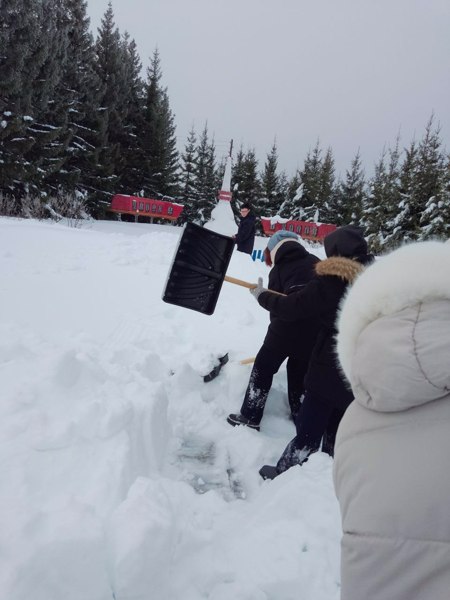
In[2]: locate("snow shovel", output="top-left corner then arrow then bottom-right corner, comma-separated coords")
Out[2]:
162,223 -> 284,315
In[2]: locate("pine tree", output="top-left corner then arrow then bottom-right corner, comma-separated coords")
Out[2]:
0,0 -> 44,113
179,126 -> 198,222
362,151 -> 387,250
205,135 -> 218,203
277,170 -> 302,219
335,150 -> 366,226
92,1 -> 125,211
276,170 -> 289,215
259,141 -> 280,216
32,0 -> 69,114
240,150 -> 261,207
420,156 -> 450,239
419,155 -> 449,240
54,0 -> 103,195
142,48 -> 179,198
318,147 -> 337,223
428,154 -> 450,238
0,0 -> 48,197
379,138 -> 403,248
300,141 -> 323,221
191,124 -> 217,224
414,116 -> 446,239
25,0 -> 75,195
382,139 -> 419,248
362,142 -> 401,252
118,33 -> 146,195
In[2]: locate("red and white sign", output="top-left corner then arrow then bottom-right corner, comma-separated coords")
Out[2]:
109,195 -> 184,221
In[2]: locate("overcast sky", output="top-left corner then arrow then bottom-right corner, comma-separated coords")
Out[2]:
86,0 -> 450,179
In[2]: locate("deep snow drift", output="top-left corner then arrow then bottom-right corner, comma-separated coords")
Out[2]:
0,215 -> 342,600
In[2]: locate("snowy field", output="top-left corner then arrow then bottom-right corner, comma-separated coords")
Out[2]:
0,214 -> 343,600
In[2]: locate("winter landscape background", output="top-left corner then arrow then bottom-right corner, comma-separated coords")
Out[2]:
1,1 -> 449,250
1,1 -> 449,596
0,212 -> 347,600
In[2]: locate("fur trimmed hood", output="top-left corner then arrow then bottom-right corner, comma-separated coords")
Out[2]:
315,256 -> 363,283
337,241 -> 450,411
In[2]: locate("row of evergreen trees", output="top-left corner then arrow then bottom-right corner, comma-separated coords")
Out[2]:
1,0 -> 182,215
244,120 -> 449,251
1,0 -> 449,249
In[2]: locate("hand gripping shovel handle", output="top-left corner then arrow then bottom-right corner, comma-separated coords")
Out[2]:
224,276 -> 286,296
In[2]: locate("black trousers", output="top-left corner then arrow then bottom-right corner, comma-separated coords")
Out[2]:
239,342 -> 309,425
276,391 -> 348,473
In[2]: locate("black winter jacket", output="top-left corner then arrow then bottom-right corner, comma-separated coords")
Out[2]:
235,212 -> 256,254
258,256 -> 364,409
265,241 -> 320,355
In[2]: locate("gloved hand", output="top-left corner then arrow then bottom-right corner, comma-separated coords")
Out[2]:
249,277 -> 268,301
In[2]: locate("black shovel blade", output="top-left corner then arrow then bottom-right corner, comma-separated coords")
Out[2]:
162,223 -> 235,315
203,353 -> 229,382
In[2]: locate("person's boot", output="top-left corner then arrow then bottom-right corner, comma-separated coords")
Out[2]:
226,413 -> 260,431
259,465 -> 279,480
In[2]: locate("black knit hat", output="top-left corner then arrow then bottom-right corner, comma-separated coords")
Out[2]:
240,203 -> 251,210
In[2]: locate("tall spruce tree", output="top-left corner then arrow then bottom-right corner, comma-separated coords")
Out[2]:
240,149 -> 261,207
259,141 -> 281,216
53,0 -> 103,195
362,142 -> 401,252
384,139 -> 419,247
277,170 -> 302,218
0,0 -> 49,198
92,1 -> 126,210
118,33 -> 146,195
142,49 -> 179,198
0,0 -> 44,114
318,147 -> 337,223
179,126 -> 198,222
362,150 -> 387,250
191,124 -> 217,224
424,154 -> 450,238
413,116 -> 446,239
26,0 -> 75,195
420,154 -> 450,239
377,138 -> 402,249
276,171 -> 289,215
300,141 -> 324,221
335,150 -> 366,226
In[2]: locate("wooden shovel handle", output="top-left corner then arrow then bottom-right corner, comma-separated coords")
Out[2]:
224,275 -> 257,289
224,275 -> 286,296
240,357 -> 256,365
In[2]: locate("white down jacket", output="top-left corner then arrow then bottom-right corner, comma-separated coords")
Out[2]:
333,240 -> 450,600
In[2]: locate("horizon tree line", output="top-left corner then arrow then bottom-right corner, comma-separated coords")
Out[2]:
1,0 -> 449,250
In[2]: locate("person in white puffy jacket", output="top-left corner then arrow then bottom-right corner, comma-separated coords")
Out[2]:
333,240 -> 450,600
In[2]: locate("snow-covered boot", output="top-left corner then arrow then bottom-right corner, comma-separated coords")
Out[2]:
259,465 -> 279,480
226,413 -> 260,431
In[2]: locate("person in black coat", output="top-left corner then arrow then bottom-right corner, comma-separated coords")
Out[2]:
227,230 -> 321,430
233,203 -> 256,254
249,225 -> 374,479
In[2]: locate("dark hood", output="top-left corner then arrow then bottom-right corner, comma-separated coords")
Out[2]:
273,240 -> 309,264
324,225 -> 368,259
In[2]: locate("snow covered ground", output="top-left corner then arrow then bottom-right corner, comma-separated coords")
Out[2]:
0,213 -> 343,600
